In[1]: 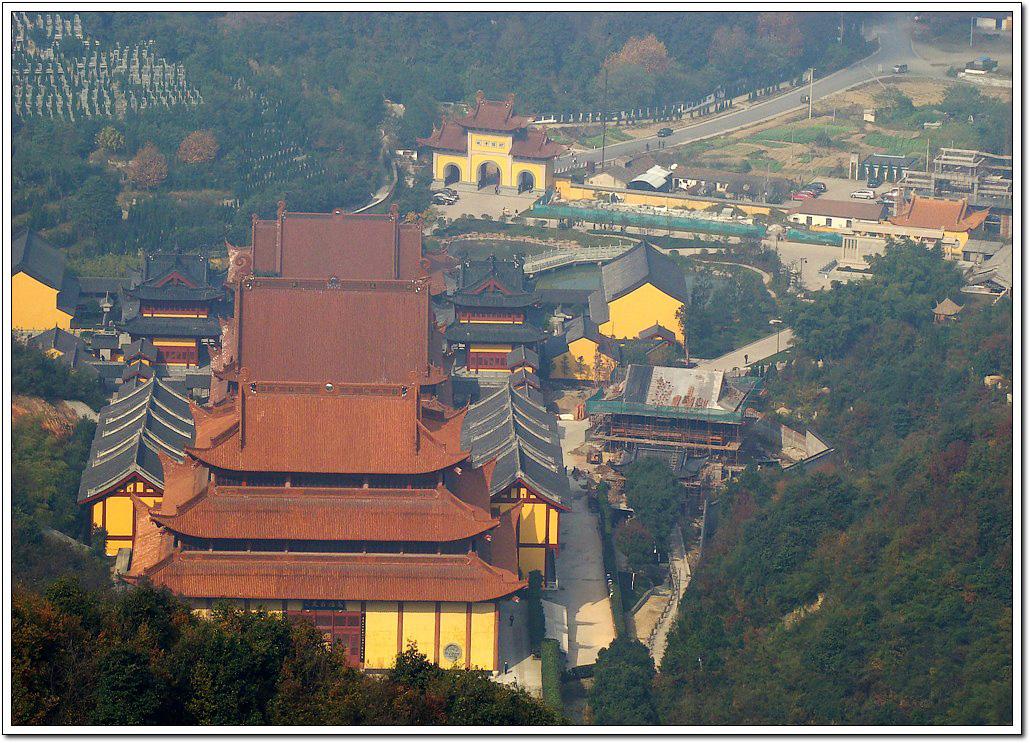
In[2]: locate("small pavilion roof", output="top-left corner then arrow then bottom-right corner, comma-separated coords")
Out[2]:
933,297 -> 963,316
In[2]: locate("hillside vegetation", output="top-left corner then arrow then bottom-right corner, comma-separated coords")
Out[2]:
14,11 -> 869,271
656,242 -> 1012,725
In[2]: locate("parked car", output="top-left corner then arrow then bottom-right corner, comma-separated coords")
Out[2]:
850,189 -> 876,200
866,174 -> 884,188
893,63 -> 909,74
437,187 -> 459,197
431,192 -> 459,205
791,191 -> 815,201
657,127 -> 674,138
804,182 -> 828,194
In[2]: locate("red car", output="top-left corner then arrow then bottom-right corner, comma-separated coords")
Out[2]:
791,191 -> 815,201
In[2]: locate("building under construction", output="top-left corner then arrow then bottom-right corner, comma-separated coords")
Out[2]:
585,364 -> 760,463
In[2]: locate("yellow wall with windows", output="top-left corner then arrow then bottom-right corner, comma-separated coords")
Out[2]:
554,177 -> 774,216
431,136 -> 553,190
12,273 -> 73,331
600,282 -> 685,342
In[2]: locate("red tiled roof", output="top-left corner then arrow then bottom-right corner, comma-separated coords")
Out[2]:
510,127 -> 567,160
453,92 -> 531,132
248,206 -> 424,280
189,384 -> 469,475
233,277 -> 445,386
132,550 -> 525,603
417,120 -> 468,153
150,483 -> 497,542
890,195 -> 989,231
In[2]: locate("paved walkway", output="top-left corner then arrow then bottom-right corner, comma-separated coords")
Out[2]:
554,420 -> 617,667
698,327 -> 794,371
495,596 -> 541,696
648,527 -> 692,668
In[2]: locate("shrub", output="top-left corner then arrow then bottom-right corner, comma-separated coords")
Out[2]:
526,570 -> 546,655
540,638 -> 564,715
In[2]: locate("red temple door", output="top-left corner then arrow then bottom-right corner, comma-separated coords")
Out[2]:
289,610 -> 363,668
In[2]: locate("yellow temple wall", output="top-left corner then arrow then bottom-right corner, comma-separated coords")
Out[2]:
12,273 -> 73,331
599,282 -> 685,342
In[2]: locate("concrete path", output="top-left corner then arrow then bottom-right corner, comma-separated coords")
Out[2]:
495,596 -> 541,696
649,528 -> 692,668
698,327 -> 794,372
554,419 -> 617,667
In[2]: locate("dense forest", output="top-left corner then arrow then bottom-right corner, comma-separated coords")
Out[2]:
655,242 -> 1013,724
12,582 -> 562,725
13,11 -> 871,274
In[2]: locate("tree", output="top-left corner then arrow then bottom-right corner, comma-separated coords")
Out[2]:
622,458 -> 684,546
94,125 -> 125,153
70,175 -> 120,241
590,637 -> 658,724
605,34 -> 672,74
396,94 -> 439,149
615,518 -> 657,574
177,130 -> 220,164
126,144 -> 168,189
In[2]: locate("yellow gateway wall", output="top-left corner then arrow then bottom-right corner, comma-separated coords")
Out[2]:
12,272 -> 73,331
600,282 -> 685,342
549,337 -> 617,382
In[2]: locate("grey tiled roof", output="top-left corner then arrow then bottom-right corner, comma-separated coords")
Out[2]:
600,242 -> 689,304
461,383 -> 568,506
13,229 -> 66,290
77,378 -> 194,503
445,322 -> 546,344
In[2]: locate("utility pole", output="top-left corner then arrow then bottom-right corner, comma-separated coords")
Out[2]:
601,65 -> 609,167
970,15 -> 974,48
840,11 -> 844,45
808,67 -> 814,120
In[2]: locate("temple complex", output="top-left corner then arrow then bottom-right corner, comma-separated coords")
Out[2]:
118,252 -> 225,368
442,255 -> 546,382
418,92 -> 566,194
113,204 -> 524,671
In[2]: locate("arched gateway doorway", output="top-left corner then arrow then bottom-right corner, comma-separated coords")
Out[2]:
516,170 -> 536,193
444,164 -> 461,186
478,161 -> 501,190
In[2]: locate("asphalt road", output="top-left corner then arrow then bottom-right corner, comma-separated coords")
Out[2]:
558,14 -> 930,169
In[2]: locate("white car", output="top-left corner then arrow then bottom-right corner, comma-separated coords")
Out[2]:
850,189 -> 876,200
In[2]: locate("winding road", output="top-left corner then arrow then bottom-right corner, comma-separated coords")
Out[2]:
557,14 -> 934,169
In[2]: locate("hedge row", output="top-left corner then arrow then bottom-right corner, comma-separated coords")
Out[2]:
526,570 -> 546,656
540,638 -> 564,715
596,486 -> 627,637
